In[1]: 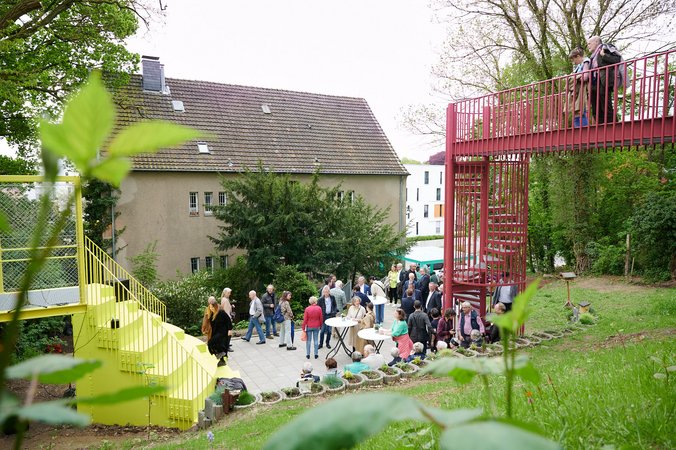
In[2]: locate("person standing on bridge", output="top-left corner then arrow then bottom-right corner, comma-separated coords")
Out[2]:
569,47 -> 590,127
587,36 -> 622,124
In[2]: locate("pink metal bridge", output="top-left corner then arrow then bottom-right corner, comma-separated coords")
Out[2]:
442,49 -> 675,316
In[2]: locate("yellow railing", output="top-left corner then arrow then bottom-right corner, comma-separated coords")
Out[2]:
84,236 -> 166,321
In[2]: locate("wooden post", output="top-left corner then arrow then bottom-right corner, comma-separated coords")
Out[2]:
624,233 -> 631,279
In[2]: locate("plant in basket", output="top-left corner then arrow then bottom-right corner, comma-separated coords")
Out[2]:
281,387 -> 302,398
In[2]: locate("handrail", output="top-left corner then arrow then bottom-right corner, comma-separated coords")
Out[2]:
84,236 -> 166,321
448,49 -> 675,156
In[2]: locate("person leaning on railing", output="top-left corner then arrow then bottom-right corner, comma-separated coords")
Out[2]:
587,35 -> 622,124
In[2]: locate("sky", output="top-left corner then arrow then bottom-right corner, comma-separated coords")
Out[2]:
125,0 -> 448,161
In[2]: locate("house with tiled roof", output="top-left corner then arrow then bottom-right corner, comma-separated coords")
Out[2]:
111,56 -> 408,279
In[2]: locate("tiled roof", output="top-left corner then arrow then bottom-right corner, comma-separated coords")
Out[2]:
112,75 -> 408,176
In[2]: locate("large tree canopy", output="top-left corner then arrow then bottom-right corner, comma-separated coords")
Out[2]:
211,166 -> 409,283
0,0 -> 153,155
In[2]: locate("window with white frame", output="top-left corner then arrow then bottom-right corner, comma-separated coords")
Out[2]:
436,188 -> 441,201
337,191 -> 344,202
220,255 -> 228,268
218,191 -> 226,206
416,188 -> 419,201
424,171 -> 429,184
439,171 -> 443,184
205,256 -> 213,271
435,221 -> 442,234
415,222 -> 419,235
190,257 -> 199,273
204,192 -> 213,215
424,205 -> 429,218
189,192 -> 199,216
349,191 -> 355,204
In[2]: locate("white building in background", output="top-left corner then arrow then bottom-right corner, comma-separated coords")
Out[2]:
404,164 -> 445,237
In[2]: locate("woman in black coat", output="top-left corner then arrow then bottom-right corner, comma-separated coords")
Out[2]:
207,297 -> 233,367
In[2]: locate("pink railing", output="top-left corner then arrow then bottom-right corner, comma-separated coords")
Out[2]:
447,49 -> 675,157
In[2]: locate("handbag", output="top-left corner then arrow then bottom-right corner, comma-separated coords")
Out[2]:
300,330 -> 307,341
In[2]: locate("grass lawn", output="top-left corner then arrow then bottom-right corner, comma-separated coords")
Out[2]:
150,278 -> 675,450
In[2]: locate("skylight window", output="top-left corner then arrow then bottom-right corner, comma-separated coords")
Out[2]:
261,104 -> 271,114
197,142 -> 210,153
172,100 -> 185,112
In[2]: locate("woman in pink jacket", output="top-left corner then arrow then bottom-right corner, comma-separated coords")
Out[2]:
302,296 -> 324,360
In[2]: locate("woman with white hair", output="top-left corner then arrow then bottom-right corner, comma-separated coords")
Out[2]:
387,346 -> 402,367
346,296 -> 366,351
220,288 -> 233,317
456,301 -> 485,349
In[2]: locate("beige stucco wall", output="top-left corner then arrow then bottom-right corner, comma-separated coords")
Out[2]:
115,171 -> 406,280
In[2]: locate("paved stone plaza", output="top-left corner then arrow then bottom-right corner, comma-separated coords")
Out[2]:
226,304 -> 400,394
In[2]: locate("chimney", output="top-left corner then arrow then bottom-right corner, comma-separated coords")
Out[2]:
141,56 -> 166,93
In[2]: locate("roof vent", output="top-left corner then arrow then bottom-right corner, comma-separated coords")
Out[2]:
197,142 -> 210,153
172,100 -> 184,112
261,104 -> 271,114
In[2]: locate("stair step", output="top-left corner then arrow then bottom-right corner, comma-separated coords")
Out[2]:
489,214 -> 518,221
486,238 -> 524,246
486,246 -> 519,256
488,222 -> 524,229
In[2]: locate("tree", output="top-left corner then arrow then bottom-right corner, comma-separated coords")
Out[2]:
0,0 -> 155,155
630,191 -> 676,280
82,179 -> 125,253
0,155 -> 36,175
332,197 -> 409,283
211,165 -> 409,283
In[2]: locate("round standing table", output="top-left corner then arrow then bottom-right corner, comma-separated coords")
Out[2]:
324,317 -> 358,359
357,327 -> 392,354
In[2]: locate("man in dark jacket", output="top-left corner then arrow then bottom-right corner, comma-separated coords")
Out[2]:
417,267 -> 431,305
317,286 -> 337,349
261,284 -> 278,338
401,286 -> 416,318
424,282 -> 442,316
407,300 -> 432,353
587,35 -> 622,124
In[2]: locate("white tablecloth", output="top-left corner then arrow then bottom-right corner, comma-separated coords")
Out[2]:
325,317 -> 359,328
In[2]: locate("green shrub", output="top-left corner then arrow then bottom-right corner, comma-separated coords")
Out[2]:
589,241 -> 625,275
209,390 -> 224,406
207,256 -> 258,319
152,270 -> 213,335
641,268 -> 671,283
130,241 -> 159,288
579,313 -> 595,325
11,317 -> 65,362
273,265 -> 319,318
236,390 -> 256,405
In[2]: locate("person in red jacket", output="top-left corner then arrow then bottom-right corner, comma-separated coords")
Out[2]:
302,296 -> 324,360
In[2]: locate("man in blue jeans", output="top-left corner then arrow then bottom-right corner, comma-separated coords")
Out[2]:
261,284 -> 279,338
242,290 -> 266,344
317,286 -> 336,349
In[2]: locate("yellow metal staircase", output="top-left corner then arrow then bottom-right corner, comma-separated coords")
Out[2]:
0,176 -> 236,429
73,237 -> 237,429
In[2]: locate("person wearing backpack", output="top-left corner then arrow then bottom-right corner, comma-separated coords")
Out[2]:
278,291 -> 296,350
569,47 -> 591,127
587,36 -> 623,124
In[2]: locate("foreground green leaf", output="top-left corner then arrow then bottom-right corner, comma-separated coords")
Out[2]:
89,157 -> 133,187
17,401 -> 90,427
6,355 -> 102,384
75,385 -> 166,405
440,420 -> 561,450
107,121 -> 201,157
263,393 -> 427,450
40,72 -> 114,168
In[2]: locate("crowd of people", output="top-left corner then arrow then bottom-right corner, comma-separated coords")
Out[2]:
201,263 -> 518,372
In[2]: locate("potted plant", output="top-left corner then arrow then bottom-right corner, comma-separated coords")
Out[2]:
515,337 -> 531,348
322,375 -> 346,394
233,390 -> 259,410
378,364 -> 401,384
281,387 -> 303,400
259,390 -> 285,405
205,390 -> 224,421
410,356 -> 428,368
394,361 -> 418,378
526,334 -> 542,345
341,371 -> 365,391
304,382 -> 326,397
359,370 -> 384,386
